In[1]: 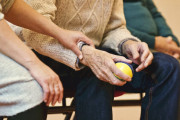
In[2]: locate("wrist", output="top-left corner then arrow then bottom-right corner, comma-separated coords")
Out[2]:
24,57 -> 42,71
154,36 -> 162,49
51,27 -> 65,42
120,39 -> 138,54
80,45 -> 94,65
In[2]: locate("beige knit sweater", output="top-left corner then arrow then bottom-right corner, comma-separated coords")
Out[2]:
22,0 -> 140,70
0,0 -> 15,20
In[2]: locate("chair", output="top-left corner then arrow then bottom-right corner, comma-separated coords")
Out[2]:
48,91 -> 143,120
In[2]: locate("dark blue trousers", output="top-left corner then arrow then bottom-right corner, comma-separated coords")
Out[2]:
35,51 -> 180,120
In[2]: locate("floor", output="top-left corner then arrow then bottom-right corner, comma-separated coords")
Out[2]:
47,94 -> 141,120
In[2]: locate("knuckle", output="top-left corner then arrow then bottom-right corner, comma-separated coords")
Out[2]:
119,82 -> 126,86
45,76 -> 51,81
55,91 -> 60,95
142,42 -> 148,47
60,88 -> 64,92
45,89 -> 50,94
51,91 -> 55,95
97,74 -> 104,81
111,80 -> 117,85
102,68 -> 109,74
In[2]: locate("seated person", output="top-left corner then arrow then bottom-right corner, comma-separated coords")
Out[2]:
22,0 -> 180,120
123,0 -> 180,59
0,0 -> 92,119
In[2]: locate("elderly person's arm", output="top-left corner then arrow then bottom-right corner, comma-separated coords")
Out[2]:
101,0 -> 153,71
80,0 -> 153,86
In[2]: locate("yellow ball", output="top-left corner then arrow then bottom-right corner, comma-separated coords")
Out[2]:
114,62 -> 134,81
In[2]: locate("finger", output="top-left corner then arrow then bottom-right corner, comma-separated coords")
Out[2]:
143,52 -> 153,67
173,53 -> 180,59
58,81 -> 64,103
140,44 -> 150,62
72,47 -> 83,60
112,55 -> 132,64
109,62 -> 132,82
42,84 -> 50,104
166,36 -> 173,43
52,82 -> 60,106
136,52 -> 153,72
168,45 -> 180,54
93,68 -> 107,82
106,69 -> 127,86
130,46 -> 140,60
47,83 -> 55,106
81,37 -> 94,47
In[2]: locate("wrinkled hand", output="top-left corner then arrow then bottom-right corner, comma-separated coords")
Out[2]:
155,36 -> 180,59
58,30 -> 94,59
28,60 -> 63,106
122,40 -> 153,72
80,46 -> 132,86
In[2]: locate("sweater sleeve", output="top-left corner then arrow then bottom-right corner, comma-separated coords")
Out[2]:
0,4 -> 4,20
22,0 -> 79,70
101,0 -> 141,55
126,25 -> 155,49
0,0 -> 15,14
146,0 -> 179,46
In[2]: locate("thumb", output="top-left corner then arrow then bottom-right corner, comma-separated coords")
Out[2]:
130,48 -> 140,60
72,47 -> 83,60
166,36 -> 173,43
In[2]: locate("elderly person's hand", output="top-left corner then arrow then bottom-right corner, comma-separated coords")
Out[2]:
80,46 -> 132,86
122,40 -> 153,72
155,36 -> 180,59
28,60 -> 63,106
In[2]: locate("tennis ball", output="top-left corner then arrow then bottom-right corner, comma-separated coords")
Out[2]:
114,62 -> 134,81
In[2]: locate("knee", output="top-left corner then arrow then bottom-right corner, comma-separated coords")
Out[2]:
153,52 -> 180,72
149,53 -> 180,84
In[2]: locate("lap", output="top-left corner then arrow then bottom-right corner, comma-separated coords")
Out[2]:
34,50 -> 179,94
0,53 -> 43,116
0,53 -> 33,85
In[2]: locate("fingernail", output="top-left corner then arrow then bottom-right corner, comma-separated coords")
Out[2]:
128,78 -> 131,81
145,62 -> 148,67
79,55 -> 83,60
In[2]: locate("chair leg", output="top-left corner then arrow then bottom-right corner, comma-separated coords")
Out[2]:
140,92 -> 143,102
64,99 -> 75,120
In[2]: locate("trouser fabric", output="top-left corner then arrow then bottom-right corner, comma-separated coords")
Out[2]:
35,51 -> 180,120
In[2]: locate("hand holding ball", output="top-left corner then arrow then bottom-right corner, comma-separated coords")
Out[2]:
114,62 -> 134,81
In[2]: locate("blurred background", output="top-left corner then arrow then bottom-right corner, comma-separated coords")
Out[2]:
154,0 -> 180,41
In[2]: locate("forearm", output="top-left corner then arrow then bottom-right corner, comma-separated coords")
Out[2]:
102,28 -> 140,55
22,29 -> 79,70
147,0 -> 179,46
4,0 -> 63,42
0,19 -> 41,70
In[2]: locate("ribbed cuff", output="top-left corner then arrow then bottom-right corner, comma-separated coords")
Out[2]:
1,0 -> 15,13
0,12 -> 4,20
75,42 -> 88,70
118,38 -> 139,55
